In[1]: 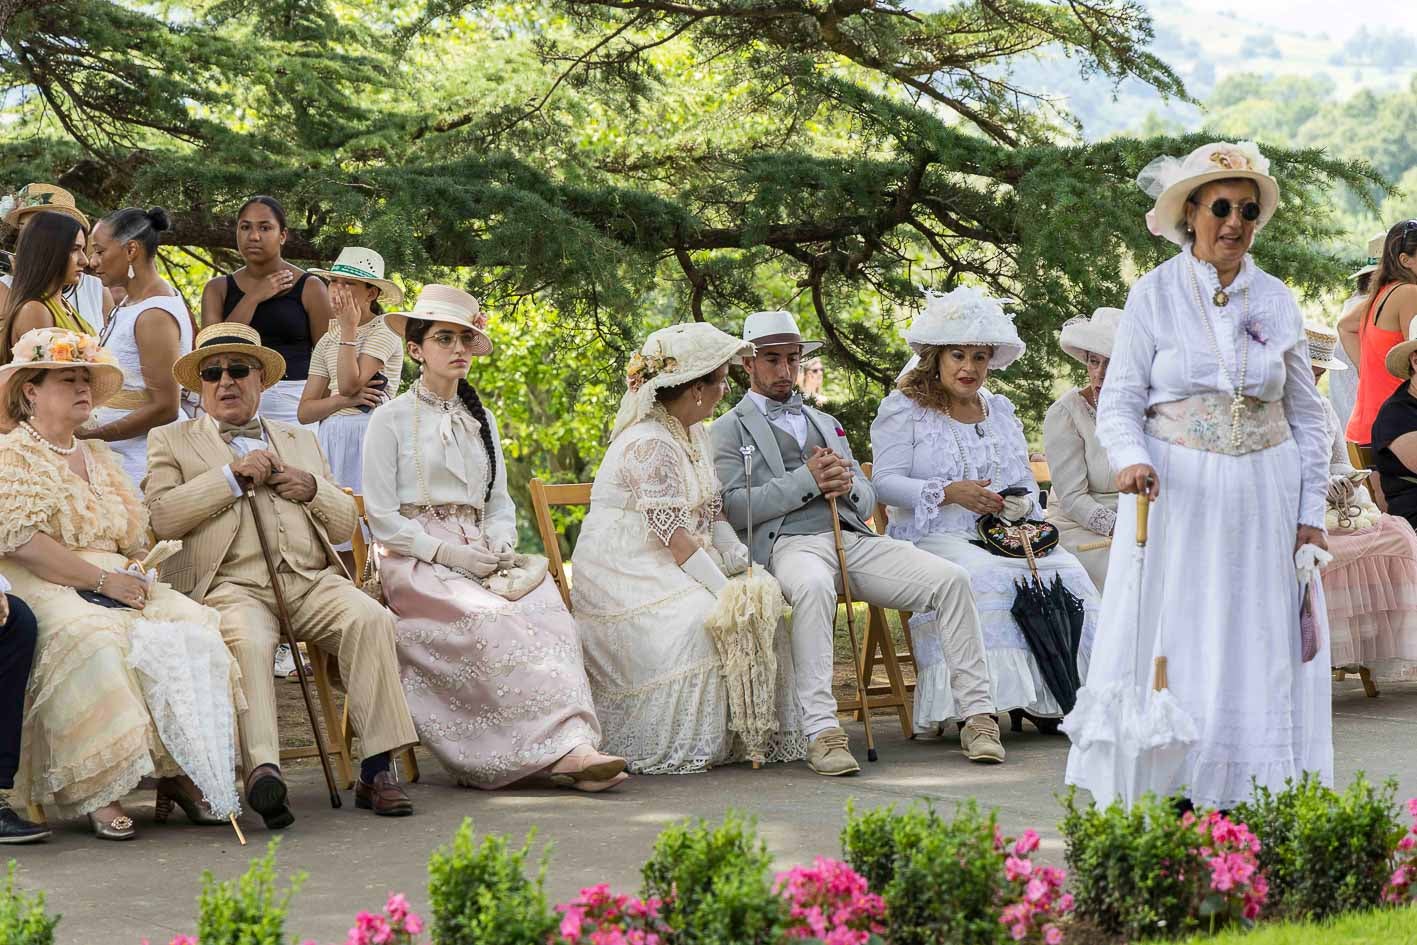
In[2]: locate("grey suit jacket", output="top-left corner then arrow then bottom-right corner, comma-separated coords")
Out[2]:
710,396 -> 876,567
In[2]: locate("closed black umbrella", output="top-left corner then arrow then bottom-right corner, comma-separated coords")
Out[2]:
1047,575 -> 1086,689
1010,574 -> 1081,714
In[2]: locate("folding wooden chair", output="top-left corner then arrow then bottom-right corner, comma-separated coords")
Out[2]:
1347,441 -> 1375,470
1030,458 -> 1052,509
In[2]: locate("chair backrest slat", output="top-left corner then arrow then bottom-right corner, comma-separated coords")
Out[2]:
529,478 -> 594,611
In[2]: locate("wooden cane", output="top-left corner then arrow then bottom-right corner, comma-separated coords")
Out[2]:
827,496 -> 877,762
242,487 -> 343,809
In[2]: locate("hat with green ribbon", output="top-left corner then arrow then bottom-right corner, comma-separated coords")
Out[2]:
308,247 -> 403,304
1351,232 -> 1384,282
3,183 -> 90,229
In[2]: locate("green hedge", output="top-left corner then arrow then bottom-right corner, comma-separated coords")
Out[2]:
1176,906 -> 1417,944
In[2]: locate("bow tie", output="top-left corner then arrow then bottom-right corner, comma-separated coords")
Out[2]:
218,419 -> 264,444
765,394 -> 804,421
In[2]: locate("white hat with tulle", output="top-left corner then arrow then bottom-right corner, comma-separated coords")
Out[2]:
1138,141 -> 1280,246
900,285 -> 1025,374
611,322 -> 753,439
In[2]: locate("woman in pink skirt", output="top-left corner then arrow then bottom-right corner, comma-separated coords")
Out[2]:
362,285 -> 627,791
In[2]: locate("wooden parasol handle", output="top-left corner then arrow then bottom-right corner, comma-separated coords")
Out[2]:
1136,490 -> 1150,547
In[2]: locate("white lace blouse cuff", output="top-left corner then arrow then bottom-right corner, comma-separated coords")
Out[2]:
913,478 -> 947,534
1086,507 -> 1117,536
642,505 -> 693,546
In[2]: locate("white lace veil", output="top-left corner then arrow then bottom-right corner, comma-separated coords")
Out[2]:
610,323 -> 754,440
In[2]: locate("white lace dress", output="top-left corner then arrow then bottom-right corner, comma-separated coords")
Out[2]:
870,389 -> 1101,725
571,412 -> 807,774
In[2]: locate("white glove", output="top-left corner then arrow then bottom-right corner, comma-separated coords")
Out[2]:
1327,475 -> 1356,507
680,548 -> 728,594
711,521 -> 751,576
1001,494 -> 1033,523
434,542 -> 500,579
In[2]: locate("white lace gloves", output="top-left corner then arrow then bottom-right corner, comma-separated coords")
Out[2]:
1327,475 -> 1357,507
1001,494 -> 1033,523
681,548 -> 729,595
434,542 -> 501,579
710,521 -> 751,576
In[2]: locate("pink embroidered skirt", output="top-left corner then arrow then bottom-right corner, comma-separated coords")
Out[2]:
1323,515 -> 1417,670
380,507 -> 601,788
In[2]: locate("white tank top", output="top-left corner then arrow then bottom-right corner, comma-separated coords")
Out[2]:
0,271 -> 107,331
98,293 -> 194,392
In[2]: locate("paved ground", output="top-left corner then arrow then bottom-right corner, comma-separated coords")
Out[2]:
9,678 -> 1417,945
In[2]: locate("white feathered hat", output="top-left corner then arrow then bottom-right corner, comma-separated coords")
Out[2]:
611,322 -> 752,439
900,285 -> 1025,376
1138,140 -> 1280,246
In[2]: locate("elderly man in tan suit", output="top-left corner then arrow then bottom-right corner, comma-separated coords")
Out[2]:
144,323 -> 417,829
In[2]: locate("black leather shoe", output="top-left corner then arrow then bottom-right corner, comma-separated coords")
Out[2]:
245,765 -> 295,830
0,798 -> 51,844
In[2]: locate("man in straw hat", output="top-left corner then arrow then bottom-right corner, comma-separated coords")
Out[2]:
143,323 -> 418,827
711,311 -> 1004,774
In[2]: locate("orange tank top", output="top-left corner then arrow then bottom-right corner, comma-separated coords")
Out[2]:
1347,283 -> 1407,445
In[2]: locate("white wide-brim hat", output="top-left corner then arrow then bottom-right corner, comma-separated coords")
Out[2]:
0,327 -> 124,407
1352,231 -> 1385,281
173,322 -> 287,393
1139,141 -> 1280,247
611,322 -> 753,439
1059,307 -> 1124,364
903,285 -> 1025,370
1305,323 -> 1346,372
384,284 -> 492,356
742,310 -> 821,356
308,246 -> 404,304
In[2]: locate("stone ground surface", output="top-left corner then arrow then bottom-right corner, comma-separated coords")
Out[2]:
9,678 -> 1417,945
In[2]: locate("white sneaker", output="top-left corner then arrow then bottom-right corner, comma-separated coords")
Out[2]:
273,644 -> 296,679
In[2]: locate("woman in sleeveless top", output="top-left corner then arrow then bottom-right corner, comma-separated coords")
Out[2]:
0,212 -> 105,373
84,207 -> 195,491
1339,220 -> 1417,445
0,183 -> 112,334
199,196 -> 331,427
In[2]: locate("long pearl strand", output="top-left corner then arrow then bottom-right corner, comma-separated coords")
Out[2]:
942,395 -> 999,482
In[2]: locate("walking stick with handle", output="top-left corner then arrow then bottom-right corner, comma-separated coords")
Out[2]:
739,445 -> 755,577
826,495 -> 877,762
242,486 -> 343,809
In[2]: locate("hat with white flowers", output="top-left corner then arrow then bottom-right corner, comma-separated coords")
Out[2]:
1137,141 -> 1280,246
902,285 -> 1025,371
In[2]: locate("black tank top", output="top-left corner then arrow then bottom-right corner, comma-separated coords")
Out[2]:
221,272 -> 314,380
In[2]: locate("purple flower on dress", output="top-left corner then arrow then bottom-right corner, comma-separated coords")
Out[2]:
1242,316 -> 1268,346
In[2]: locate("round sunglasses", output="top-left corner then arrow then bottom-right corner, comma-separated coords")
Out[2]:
1189,196 -> 1262,223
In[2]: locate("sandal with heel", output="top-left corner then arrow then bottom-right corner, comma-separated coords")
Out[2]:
155,778 -> 226,826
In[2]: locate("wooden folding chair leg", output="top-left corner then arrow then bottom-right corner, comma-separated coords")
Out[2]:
1357,665 -> 1379,698
26,803 -> 45,825
397,746 -> 421,783
311,651 -> 355,789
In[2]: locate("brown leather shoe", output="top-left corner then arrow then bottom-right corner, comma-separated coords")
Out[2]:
355,770 -> 413,817
246,764 -> 295,830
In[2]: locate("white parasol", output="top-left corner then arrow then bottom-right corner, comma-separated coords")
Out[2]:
1062,491 -> 1197,808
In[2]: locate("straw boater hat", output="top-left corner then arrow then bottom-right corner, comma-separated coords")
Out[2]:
1137,141 -> 1280,247
383,284 -> 491,356
1,183 -> 90,229
1352,232 -> 1385,282
173,323 -> 287,393
741,310 -> 822,355
611,322 -> 752,439
0,327 -> 124,408
1305,324 -> 1347,372
1385,318 -> 1417,380
900,285 -> 1025,377
308,247 -> 404,305
1059,307 -> 1124,364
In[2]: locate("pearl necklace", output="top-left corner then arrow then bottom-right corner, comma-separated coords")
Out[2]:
650,403 -> 720,510
1186,256 -> 1250,452
941,396 -> 999,482
21,421 -> 78,455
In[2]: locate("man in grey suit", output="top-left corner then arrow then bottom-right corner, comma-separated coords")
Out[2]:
711,312 -> 1004,775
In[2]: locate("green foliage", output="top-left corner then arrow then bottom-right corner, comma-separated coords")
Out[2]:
1176,905 -> 1417,945
1231,773 -> 1406,921
639,812 -> 786,945
841,799 -> 1008,945
195,840 -> 304,945
1060,788 -> 1204,940
0,862 -> 58,945
426,818 -> 556,945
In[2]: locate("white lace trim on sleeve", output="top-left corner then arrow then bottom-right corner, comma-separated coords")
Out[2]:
1085,506 -> 1117,536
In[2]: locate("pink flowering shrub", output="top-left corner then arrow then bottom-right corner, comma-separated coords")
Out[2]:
772,857 -> 886,945
1382,798 -> 1417,905
1181,811 -> 1268,929
996,830 -> 1073,944
552,884 -> 671,945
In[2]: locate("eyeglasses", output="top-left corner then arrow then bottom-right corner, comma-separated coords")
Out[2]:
1190,196 -> 1262,223
427,331 -> 478,350
199,363 -> 254,383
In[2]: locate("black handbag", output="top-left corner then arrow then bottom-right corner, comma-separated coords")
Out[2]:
971,515 -> 1060,559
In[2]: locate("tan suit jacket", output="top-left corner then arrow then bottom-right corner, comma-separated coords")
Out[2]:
144,415 -> 357,599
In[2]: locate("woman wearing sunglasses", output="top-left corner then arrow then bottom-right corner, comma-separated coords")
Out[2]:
361,285 -> 626,792
1338,220 -> 1417,447
1064,141 -> 1334,811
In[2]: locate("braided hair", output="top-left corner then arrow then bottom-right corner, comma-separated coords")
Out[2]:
406,317 -> 496,501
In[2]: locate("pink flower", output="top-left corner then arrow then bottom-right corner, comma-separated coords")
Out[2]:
1004,856 -> 1033,882
1013,829 -> 1040,856
1399,835 -> 1416,852
1008,922 -> 1027,941
1406,797 -> 1417,819
1025,878 -> 1049,903
1059,893 -> 1075,913
1043,924 -> 1064,945
403,914 -> 423,936
385,893 -> 410,923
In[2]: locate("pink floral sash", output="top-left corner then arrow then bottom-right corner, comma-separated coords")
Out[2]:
1143,394 -> 1289,456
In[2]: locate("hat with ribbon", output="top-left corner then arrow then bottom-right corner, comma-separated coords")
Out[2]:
1059,307 -> 1125,364
1352,232 -> 1385,281
741,310 -> 822,355
611,322 -> 752,439
1305,323 -> 1346,372
308,247 -> 404,304
0,327 -> 124,408
1137,141 -> 1280,247
383,284 -> 491,356
173,323 -> 287,393
2,183 -> 90,229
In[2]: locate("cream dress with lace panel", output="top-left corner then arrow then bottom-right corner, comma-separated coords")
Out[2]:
0,432 -> 238,819
571,412 -> 806,774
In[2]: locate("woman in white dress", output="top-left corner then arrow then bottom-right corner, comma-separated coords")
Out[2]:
572,323 -> 807,774
1041,308 -> 1123,589
84,207 -> 195,490
871,286 -> 1100,736
0,183 -> 112,331
363,285 -> 626,791
1064,141 -> 1333,810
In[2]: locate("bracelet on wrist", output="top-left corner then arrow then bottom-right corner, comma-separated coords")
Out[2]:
94,571 -> 107,594
338,341 -> 359,348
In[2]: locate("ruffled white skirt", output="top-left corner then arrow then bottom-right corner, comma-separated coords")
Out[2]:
260,379 -> 316,430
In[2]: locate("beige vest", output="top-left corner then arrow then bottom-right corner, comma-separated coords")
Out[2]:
219,463 -> 332,585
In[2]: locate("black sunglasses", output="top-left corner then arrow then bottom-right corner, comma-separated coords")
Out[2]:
1190,196 -> 1262,223
199,363 -> 254,383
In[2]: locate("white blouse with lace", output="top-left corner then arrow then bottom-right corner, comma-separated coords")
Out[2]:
362,386 -> 517,560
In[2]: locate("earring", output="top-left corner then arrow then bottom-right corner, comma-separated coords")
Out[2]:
695,393 -> 703,406
127,263 -> 135,280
